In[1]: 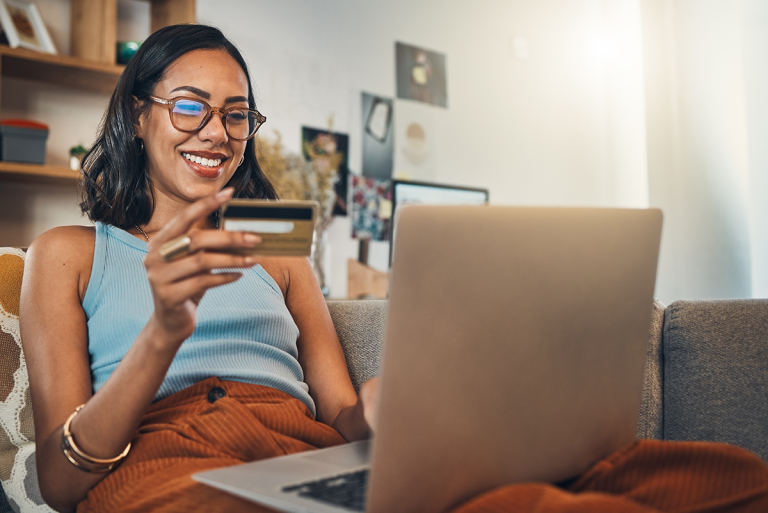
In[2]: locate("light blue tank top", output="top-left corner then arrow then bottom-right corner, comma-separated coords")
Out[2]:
82,222 -> 315,416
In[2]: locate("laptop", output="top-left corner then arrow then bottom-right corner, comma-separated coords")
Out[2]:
194,205 -> 663,513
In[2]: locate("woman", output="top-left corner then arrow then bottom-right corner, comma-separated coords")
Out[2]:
20,24 -> 376,512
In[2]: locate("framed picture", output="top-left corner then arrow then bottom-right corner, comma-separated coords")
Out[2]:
0,0 -> 57,54
361,92 -> 394,180
350,175 -> 391,241
302,126 -> 350,217
395,42 -> 447,108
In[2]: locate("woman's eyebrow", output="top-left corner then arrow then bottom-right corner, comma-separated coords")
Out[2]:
168,87 -> 248,105
225,95 -> 249,104
169,86 -> 210,99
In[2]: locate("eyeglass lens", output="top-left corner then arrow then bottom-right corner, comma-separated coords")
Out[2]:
172,99 -> 259,140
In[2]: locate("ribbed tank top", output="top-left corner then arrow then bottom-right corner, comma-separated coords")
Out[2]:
82,222 -> 315,416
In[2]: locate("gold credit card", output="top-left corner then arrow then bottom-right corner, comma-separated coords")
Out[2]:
220,199 -> 318,256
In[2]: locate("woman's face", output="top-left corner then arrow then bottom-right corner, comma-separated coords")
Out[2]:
135,49 -> 250,204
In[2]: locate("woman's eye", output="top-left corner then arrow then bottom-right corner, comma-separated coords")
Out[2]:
173,101 -> 205,117
227,111 -> 248,122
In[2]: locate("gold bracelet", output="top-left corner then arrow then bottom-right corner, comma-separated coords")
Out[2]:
60,404 -> 131,473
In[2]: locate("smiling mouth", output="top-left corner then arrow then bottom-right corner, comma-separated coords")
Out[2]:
182,152 -> 224,168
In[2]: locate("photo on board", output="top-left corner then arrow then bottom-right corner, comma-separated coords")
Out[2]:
395,41 -> 447,108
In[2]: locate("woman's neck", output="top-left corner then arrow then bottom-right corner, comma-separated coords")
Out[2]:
133,188 -> 220,241
131,215 -> 217,242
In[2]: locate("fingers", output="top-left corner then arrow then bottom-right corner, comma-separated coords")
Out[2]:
154,252 -> 257,285
153,187 -> 234,245
155,229 -> 260,263
154,272 -> 243,309
185,228 -> 261,254
148,229 -> 261,282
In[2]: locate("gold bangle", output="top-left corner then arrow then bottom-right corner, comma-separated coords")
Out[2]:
60,404 -> 131,473
61,438 -> 115,473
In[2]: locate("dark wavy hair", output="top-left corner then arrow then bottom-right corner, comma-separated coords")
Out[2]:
79,24 -> 278,229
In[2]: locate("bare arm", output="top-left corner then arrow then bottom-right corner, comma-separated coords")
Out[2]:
264,257 -> 378,441
20,189 -> 260,512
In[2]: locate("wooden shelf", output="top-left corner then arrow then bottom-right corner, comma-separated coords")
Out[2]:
0,161 -> 80,185
0,45 -> 124,93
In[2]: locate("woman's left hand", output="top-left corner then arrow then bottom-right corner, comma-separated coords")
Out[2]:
358,377 -> 380,433
328,377 -> 380,441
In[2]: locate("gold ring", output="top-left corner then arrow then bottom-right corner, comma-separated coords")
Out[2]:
159,235 -> 192,261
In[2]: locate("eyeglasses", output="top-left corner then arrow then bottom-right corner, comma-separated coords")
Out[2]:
148,95 -> 266,141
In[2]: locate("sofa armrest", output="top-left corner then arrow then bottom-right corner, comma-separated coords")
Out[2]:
636,299 -> 666,440
327,300 -> 387,392
662,299 -> 768,461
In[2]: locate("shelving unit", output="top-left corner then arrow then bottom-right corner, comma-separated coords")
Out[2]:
0,0 -> 195,185
0,45 -> 124,93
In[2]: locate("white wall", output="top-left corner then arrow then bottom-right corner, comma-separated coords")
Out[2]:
200,0 -> 649,296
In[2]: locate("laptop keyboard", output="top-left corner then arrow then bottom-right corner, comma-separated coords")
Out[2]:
282,469 -> 369,511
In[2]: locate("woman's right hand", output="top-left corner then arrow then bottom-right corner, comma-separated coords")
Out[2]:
143,187 -> 261,349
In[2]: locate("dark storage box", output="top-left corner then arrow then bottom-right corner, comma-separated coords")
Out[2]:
0,120 -> 49,164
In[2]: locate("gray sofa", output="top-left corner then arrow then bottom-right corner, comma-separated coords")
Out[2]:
331,299 -> 768,461
1,279 -> 767,511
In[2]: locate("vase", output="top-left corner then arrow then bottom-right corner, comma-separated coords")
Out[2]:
311,228 -> 331,297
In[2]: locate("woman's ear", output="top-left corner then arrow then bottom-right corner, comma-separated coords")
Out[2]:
131,95 -> 147,138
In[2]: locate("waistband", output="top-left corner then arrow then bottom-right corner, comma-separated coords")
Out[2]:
143,377 -> 311,420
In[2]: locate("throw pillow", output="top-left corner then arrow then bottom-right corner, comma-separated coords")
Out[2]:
0,248 -> 53,512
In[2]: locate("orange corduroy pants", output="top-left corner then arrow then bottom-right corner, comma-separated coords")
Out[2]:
77,377 -> 768,513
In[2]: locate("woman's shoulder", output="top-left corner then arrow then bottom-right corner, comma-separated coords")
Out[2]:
258,256 -> 314,298
28,225 -> 96,258
26,226 -> 96,298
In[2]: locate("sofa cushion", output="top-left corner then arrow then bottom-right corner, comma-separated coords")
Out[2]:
663,299 -> 768,461
0,248 -> 53,511
327,300 -> 387,392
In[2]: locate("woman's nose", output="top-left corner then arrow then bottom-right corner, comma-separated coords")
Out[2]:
198,110 -> 228,144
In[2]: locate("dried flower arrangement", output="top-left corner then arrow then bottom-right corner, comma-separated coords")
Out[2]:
256,129 -> 341,294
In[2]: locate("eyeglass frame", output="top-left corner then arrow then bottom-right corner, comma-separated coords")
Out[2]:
147,95 -> 267,141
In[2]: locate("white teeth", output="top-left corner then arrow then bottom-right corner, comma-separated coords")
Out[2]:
182,153 -> 222,167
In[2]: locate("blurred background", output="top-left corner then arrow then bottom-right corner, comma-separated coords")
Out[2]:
0,0 -> 765,304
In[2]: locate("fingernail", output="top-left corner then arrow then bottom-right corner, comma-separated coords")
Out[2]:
244,256 -> 257,265
244,233 -> 260,245
216,187 -> 234,200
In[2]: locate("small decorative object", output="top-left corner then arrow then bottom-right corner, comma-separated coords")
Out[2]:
116,41 -> 141,65
69,144 -> 87,171
257,126 -> 341,296
350,175 -> 391,241
394,100 -> 437,181
395,42 -> 447,108
365,98 -> 392,143
361,92 -> 394,180
302,126 -> 349,216
0,0 -> 57,54
0,118 -> 48,164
